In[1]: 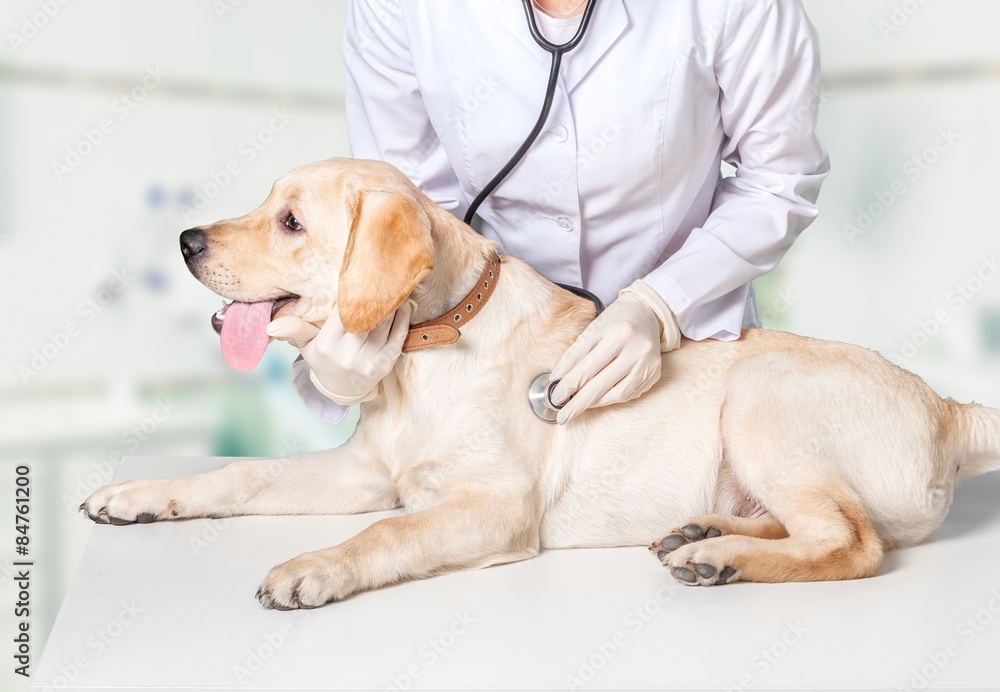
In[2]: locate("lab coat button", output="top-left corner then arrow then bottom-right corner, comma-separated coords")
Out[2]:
550,125 -> 569,143
556,216 -> 574,231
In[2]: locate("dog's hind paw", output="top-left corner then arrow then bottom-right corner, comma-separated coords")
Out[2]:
669,560 -> 739,586
655,532 -> 742,587
649,522 -> 723,560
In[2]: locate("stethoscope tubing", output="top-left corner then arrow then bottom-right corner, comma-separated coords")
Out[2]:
462,0 -> 600,227
463,0 -> 604,315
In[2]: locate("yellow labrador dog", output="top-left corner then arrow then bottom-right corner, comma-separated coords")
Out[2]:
81,158 -> 1000,609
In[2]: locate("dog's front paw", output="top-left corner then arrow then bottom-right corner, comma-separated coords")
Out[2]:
80,479 -> 182,525
256,552 -> 350,610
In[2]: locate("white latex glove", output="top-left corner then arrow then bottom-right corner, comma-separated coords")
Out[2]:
549,280 -> 681,425
266,300 -> 413,405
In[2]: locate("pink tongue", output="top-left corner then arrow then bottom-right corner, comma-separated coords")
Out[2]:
220,300 -> 274,371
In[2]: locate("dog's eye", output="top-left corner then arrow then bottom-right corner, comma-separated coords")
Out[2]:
283,214 -> 304,232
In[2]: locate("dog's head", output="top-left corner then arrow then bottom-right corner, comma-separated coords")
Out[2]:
180,158 -> 434,370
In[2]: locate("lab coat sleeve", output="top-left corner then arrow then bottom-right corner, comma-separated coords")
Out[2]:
642,0 -> 830,341
342,0 -> 469,217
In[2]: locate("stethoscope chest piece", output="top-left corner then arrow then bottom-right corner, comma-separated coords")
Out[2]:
528,372 -> 565,423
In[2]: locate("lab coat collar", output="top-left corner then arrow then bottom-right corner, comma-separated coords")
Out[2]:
497,0 -> 629,94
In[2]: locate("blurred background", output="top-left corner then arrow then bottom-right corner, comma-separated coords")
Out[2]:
1,1 -> 998,690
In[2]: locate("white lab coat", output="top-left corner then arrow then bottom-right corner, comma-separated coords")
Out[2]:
343,0 -> 830,340
294,0 -> 830,424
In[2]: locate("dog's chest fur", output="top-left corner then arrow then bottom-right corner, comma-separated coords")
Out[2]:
353,348 -> 548,513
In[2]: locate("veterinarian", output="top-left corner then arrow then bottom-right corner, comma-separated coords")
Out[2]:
268,0 -> 830,425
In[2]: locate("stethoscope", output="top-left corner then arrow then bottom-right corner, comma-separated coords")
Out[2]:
461,0 -> 600,231
460,0 -> 602,423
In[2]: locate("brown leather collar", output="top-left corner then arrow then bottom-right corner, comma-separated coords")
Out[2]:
402,250 -> 502,352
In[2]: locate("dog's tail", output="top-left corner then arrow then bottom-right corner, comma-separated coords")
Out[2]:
954,402 -> 1000,480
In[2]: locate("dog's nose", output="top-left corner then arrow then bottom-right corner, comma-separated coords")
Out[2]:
180,228 -> 206,261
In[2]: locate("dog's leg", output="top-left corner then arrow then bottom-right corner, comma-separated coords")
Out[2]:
650,352 -> 890,586
256,492 -> 539,609
656,482 -> 883,586
650,514 -> 789,558
80,446 -> 398,524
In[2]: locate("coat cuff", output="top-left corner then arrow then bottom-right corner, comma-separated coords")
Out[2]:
641,269 -> 750,342
307,368 -> 380,406
291,357 -> 351,425
618,279 -> 682,352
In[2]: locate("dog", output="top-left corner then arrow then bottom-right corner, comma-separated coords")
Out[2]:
81,158 -> 1000,609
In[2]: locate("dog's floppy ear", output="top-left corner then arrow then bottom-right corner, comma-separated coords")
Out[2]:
337,189 -> 434,334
